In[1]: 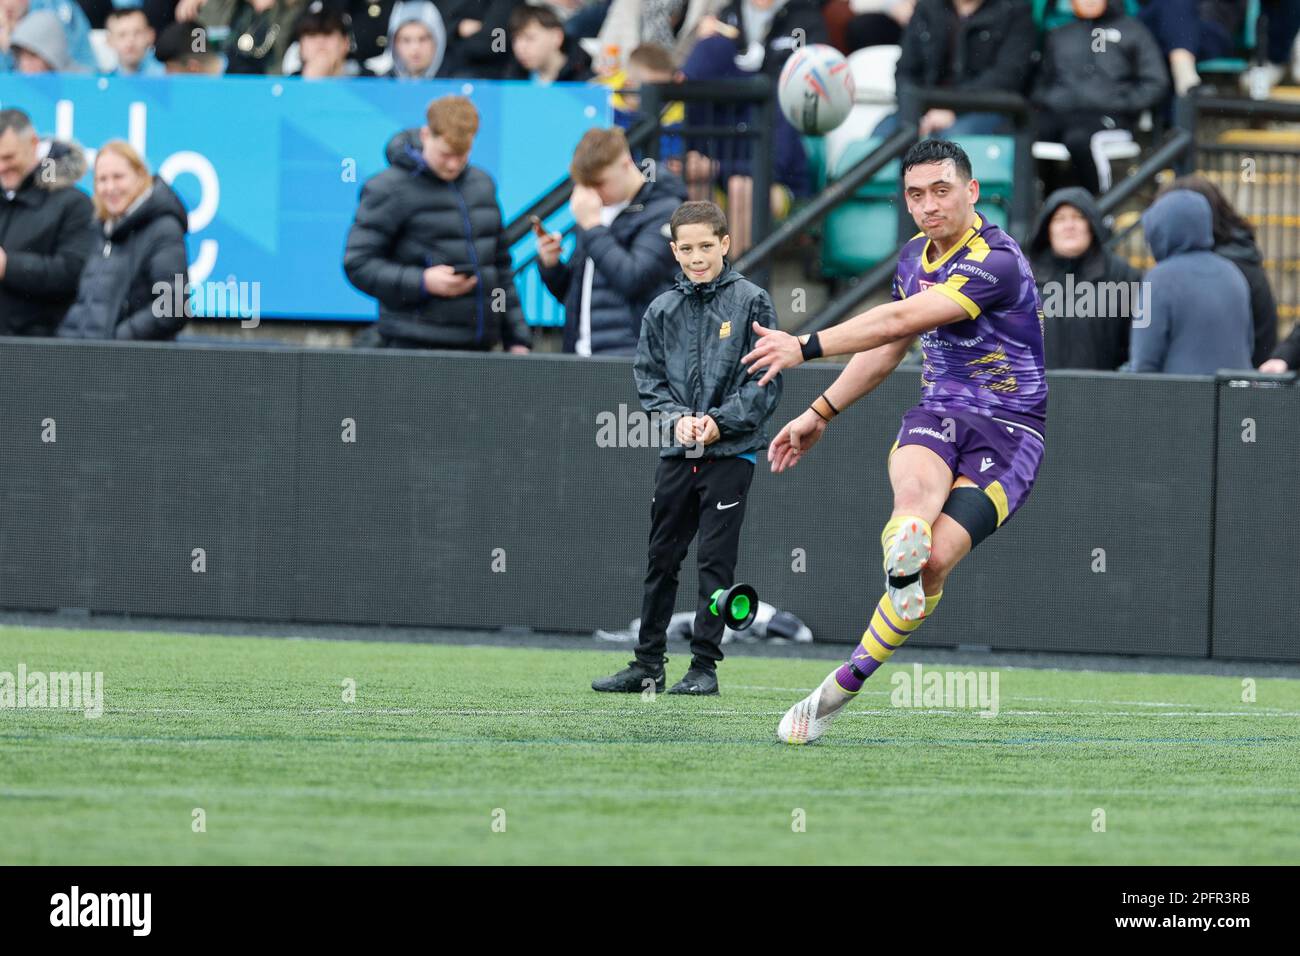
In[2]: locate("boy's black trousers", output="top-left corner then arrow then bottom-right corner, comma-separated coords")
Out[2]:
635,456 -> 755,673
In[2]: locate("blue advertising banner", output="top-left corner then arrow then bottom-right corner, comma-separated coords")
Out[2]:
0,75 -> 609,322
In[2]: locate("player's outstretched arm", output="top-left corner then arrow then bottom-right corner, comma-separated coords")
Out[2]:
818,288 -> 969,358
743,288 -> 966,386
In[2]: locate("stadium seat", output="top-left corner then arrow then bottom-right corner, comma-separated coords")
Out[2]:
820,134 -> 1016,277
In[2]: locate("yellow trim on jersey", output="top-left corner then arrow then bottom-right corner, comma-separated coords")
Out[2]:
965,233 -> 993,264
919,213 -> 984,273
983,480 -> 1010,527
932,281 -> 981,319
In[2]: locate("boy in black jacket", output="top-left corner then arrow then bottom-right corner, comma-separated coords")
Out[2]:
592,201 -> 782,696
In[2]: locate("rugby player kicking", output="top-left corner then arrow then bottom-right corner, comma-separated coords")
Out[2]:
741,139 -> 1048,744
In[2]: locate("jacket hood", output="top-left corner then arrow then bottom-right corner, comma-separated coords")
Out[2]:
1142,189 -> 1215,261
33,138 -> 88,191
387,0 -> 447,78
1029,186 -> 1108,257
1214,223 -> 1262,265
672,262 -> 744,297
384,127 -> 467,182
107,176 -> 188,237
10,10 -> 79,72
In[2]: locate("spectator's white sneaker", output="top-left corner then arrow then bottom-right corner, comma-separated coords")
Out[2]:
777,670 -> 853,745
884,517 -> 931,622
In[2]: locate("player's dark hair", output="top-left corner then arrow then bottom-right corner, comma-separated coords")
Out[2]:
670,201 -> 729,240
902,139 -> 973,182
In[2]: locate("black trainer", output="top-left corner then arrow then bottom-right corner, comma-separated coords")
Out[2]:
592,660 -> 666,693
667,668 -> 719,695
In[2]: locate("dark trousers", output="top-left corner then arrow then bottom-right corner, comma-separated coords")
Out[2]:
1034,110 -> 1117,196
1138,0 -> 1234,58
635,456 -> 755,672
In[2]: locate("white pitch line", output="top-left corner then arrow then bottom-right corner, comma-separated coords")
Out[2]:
8,707 -> 1300,719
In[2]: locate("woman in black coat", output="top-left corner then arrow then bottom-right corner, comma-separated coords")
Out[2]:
59,141 -> 190,341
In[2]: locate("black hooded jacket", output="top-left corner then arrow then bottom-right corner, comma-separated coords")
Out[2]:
1028,187 -> 1142,371
1033,0 -> 1168,124
542,171 -> 687,356
343,129 -> 530,350
634,264 -> 783,460
1214,225 -> 1278,367
895,0 -> 1039,97
0,140 -> 96,336
58,177 -> 190,340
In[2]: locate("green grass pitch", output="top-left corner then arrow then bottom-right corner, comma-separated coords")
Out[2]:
2,625 -> 1298,865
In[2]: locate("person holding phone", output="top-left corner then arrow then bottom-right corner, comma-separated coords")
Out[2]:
536,126 -> 685,356
343,95 -> 532,352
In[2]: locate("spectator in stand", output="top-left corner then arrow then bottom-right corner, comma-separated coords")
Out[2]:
383,0 -> 447,78
842,0 -> 913,51
595,0 -> 724,73
1130,189 -> 1251,374
285,1 -> 371,76
314,0 -> 394,64
0,108 -> 96,336
1166,174 -> 1279,368
610,43 -> 686,174
536,127 -> 686,355
6,9 -> 83,70
190,0 -> 306,74
104,5 -> 167,75
439,0 -> 516,78
1032,0 -> 1167,195
1028,187 -> 1142,370
505,3 -> 593,82
872,0 -> 1038,139
0,0 -> 95,71
58,141 -> 191,341
1136,0 -> 1248,96
678,0 -> 827,254
154,20 -> 224,72
343,96 -> 533,352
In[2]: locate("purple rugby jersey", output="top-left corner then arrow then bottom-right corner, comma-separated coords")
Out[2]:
892,213 -> 1047,431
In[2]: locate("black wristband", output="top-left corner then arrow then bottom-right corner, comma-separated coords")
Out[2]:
821,393 -> 840,416
800,332 -> 823,361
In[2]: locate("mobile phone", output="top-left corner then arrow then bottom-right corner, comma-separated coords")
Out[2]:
530,215 -> 547,238
451,264 -> 476,276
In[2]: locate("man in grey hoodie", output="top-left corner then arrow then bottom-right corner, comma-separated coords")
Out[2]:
1130,189 -> 1251,375
384,0 -> 446,78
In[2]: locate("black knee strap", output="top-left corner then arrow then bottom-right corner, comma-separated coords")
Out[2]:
942,486 -> 1000,549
